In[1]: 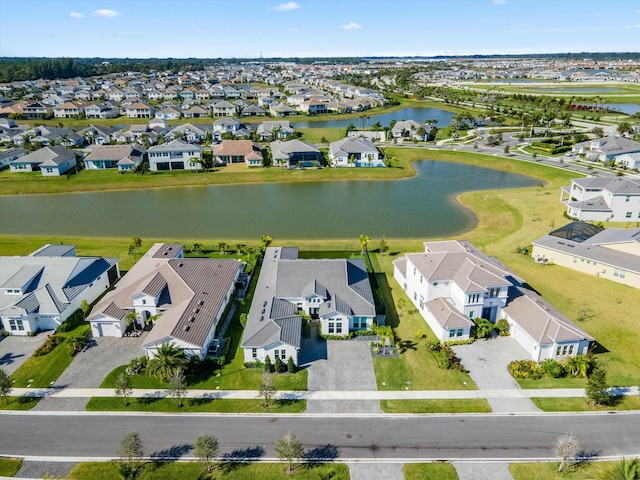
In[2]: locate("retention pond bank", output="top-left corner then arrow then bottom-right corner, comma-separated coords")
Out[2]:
0,160 -> 537,239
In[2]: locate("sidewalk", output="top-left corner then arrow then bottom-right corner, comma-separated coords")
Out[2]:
11,386 -> 640,400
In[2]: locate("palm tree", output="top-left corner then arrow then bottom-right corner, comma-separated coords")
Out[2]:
598,458 -> 640,480
126,311 -> 139,332
359,234 -> 370,255
146,342 -> 187,381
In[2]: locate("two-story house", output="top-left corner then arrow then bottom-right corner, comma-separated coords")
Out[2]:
560,176 -> 640,221
147,139 -> 201,171
329,137 -> 383,167
393,240 -> 593,361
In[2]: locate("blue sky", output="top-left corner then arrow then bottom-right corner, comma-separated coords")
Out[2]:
1,0 -> 639,58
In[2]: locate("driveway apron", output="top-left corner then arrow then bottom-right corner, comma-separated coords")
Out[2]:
452,336 -> 540,413
301,324 -> 380,413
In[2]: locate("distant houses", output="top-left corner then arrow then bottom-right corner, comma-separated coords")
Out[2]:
9,146 -> 77,176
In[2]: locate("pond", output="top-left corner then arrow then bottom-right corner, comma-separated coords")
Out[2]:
291,107 -> 455,129
0,160 -> 537,239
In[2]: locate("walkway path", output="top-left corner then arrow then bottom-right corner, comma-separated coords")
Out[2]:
12,385 -> 639,401
453,462 -> 514,480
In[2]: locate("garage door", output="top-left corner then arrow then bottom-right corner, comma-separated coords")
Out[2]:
98,322 -> 120,337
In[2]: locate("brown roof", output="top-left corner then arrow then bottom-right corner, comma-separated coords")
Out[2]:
213,140 -> 263,159
90,243 -> 241,351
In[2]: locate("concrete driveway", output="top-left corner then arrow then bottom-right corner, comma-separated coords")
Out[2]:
452,336 -> 540,413
301,325 -> 380,414
32,333 -> 147,411
0,332 -> 47,376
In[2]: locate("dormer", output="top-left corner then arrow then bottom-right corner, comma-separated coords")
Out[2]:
1,265 -> 43,295
132,272 -> 167,308
590,140 -> 604,149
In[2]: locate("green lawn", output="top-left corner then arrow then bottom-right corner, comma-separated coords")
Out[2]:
380,399 -> 491,414
10,324 -> 91,388
372,253 -> 477,391
531,395 -> 640,412
517,377 -> 587,389
0,458 -> 22,477
99,310 -> 308,392
0,396 -> 40,410
403,463 -> 459,480
298,127 -> 344,144
509,461 -> 618,480
68,461 -> 349,480
85,397 -> 305,413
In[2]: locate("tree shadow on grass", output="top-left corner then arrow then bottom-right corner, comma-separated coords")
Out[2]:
396,339 -> 418,354
150,443 -> 193,463
188,397 -> 215,407
219,446 -> 265,474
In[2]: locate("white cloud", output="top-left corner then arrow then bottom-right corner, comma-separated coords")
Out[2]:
68,11 -> 84,19
493,0 -> 506,4
624,24 -> 640,29
341,22 -> 362,30
273,2 -> 300,11
91,9 -> 120,17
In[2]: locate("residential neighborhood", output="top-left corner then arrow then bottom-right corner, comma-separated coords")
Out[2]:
1,5 -> 640,477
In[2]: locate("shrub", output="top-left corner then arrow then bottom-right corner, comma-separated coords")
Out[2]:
287,357 -> 296,374
473,318 -> 495,339
508,359 -> 542,379
208,337 -> 231,367
443,338 -> 475,346
495,319 -> 510,336
55,308 -> 86,333
540,358 -> 566,378
353,329 -> 376,337
34,335 -> 64,356
275,357 -> 283,374
428,341 -> 467,372
264,355 -> 272,373
244,361 -> 264,369
319,333 -> 353,340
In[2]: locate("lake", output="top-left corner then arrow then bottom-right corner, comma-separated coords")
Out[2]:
0,161 -> 536,239
292,107 -> 455,129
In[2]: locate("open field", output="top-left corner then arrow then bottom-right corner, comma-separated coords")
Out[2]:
68,461 -> 350,480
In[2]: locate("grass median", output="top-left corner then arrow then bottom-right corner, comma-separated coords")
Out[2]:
86,397 -> 305,413
380,399 -> 491,414
68,461 -> 349,480
403,463 -> 459,480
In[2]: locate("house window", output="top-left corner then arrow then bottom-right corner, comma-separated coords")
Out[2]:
568,345 -> 574,355
488,288 -> 499,297
9,319 -> 24,331
419,297 -> 424,310
626,212 -> 632,218
328,323 -> 334,334
142,299 -> 146,305
562,345 -> 568,356
336,323 -> 342,334
252,348 -> 257,359
469,311 -> 474,318
414,292 -> 417,301
556,346 -> 562,356
613,268 -> 626,279
626,196 -> 631,202
457,329 -> 463,337
449,330 -> 456,338
274,350 -> 280,359
281,350 -> 286,361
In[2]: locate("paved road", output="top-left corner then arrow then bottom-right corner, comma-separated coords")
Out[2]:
1,411 -> 639,462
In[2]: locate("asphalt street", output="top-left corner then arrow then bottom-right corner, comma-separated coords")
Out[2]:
1,411 -> 639,462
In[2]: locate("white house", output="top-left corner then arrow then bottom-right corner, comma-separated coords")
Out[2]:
616,153 -> 640,171
532,222 -> 640,289
0,245 -> 119,335
9,146 -> 77,176
270,139 -> 323,168
241,247 -> 377,366
88,243 -> 242,360
560,176 -> 640,221
572,137 -> 640,162
329,137 -> 383,167
84,144 -> 145,172
0,147 -> 26,170
393,240 -> 593,361
147,139 -> 201,171
165,123 -> 208,144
